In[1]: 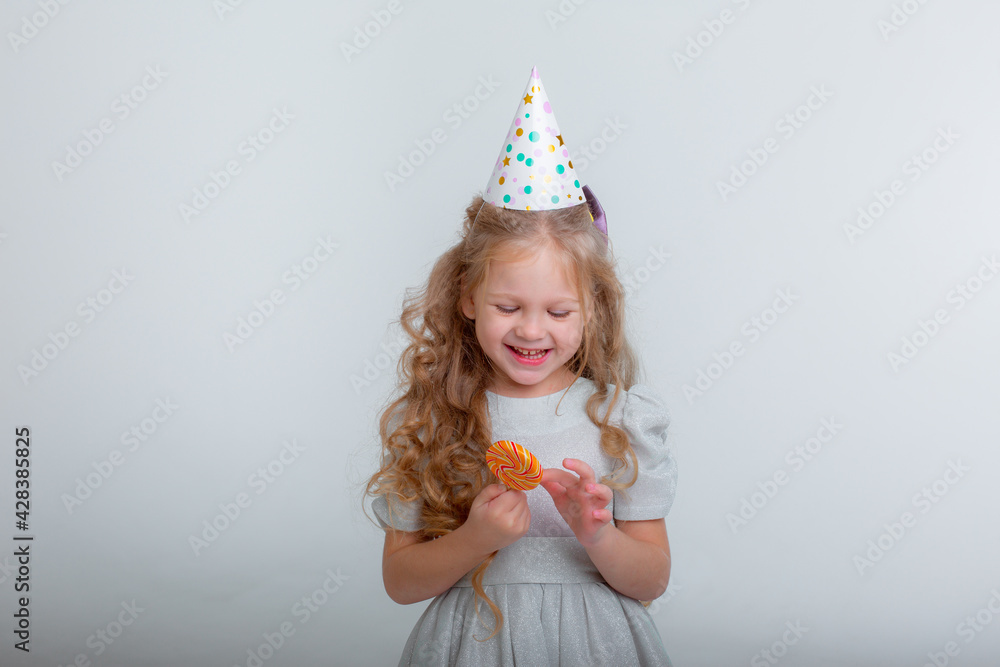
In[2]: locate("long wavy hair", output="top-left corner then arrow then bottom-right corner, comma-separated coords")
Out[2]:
364,193 -> 642,640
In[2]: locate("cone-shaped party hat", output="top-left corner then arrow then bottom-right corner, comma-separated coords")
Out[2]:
484,66 -> 586,211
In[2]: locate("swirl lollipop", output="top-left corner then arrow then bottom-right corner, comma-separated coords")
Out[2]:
486,440 -> 542,491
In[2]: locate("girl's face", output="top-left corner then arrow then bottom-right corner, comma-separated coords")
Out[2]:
461,245 -> 589,398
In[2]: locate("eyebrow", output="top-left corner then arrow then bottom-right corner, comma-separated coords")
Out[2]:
487,292 -> 579,304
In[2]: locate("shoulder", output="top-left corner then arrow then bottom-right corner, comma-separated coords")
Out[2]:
622,384 -> 670,424
619,384 -> 670,445
602,383 -> 672,465
581,380 -> 669,426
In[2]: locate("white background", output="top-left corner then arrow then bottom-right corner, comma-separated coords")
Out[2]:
2,1 -> 999,666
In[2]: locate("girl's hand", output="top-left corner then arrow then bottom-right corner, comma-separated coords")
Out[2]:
540,458 -> 614,548
460,484 -> 531,555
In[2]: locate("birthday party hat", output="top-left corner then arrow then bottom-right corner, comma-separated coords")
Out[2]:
484,66 -> 586,211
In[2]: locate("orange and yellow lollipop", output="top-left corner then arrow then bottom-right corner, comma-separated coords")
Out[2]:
486,440 -> 542,491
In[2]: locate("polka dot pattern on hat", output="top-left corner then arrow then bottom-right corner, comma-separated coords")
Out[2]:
483,66 -> 585,211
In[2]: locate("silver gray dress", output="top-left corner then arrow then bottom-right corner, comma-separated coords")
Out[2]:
372,378 -> 678,666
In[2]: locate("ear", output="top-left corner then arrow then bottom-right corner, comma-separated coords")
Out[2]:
460,278 -> 476,320
461,294 -> 476,319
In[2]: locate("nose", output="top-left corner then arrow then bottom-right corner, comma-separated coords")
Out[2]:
514,310 -> 545,342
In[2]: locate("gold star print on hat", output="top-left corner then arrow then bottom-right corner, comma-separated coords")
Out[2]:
483,66 -> 585,211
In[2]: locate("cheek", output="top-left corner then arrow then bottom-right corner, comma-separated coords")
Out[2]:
479,318 -> 506,344
560,323 -> 584,349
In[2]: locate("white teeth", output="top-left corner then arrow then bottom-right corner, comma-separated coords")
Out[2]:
510,345 -> 547,358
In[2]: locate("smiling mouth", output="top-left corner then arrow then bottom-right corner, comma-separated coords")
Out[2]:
506,345 -> 550,360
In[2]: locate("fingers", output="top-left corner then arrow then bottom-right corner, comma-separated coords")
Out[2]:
538,480 -> 568,506
544,463 -> 611,503
541,468 -> 577,488
562,458 -> 597,485
476,483 -> 509,505
583,481 -> 613,504
492,487 -> 528,512
591,508 -> 612,524
506,493 -> 531,533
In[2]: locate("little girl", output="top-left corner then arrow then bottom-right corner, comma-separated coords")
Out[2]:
365,67 -> 677,666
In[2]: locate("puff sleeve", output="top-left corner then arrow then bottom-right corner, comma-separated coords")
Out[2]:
371,492 -> 424,533
370,406 -> 427,533
612,384 -> 678,521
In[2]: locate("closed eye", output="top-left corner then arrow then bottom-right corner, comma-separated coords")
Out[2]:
494,305 -> 571,319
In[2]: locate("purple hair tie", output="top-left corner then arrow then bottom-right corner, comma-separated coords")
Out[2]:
583,185 -> 608,244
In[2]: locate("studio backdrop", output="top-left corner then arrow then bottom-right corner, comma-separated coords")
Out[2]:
2,1 -> 999,665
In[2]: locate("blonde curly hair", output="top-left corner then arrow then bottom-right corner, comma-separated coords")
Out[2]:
364,193 -> 642,640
